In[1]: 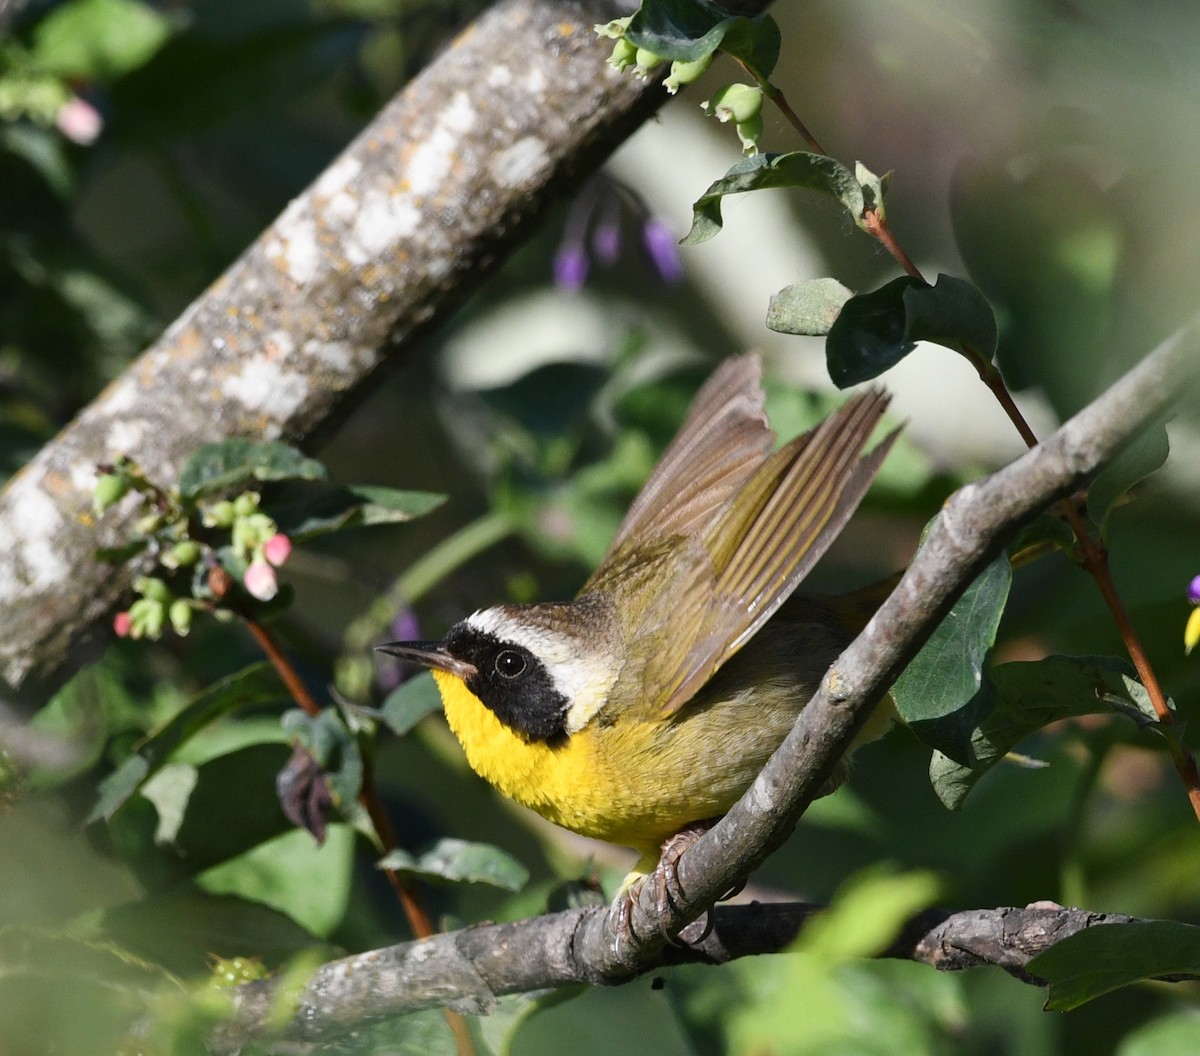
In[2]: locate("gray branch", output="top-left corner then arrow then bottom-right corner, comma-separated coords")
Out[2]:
210,897 -> 1157,1051
0,0 -> 696,695
210,318 -> 1200,1050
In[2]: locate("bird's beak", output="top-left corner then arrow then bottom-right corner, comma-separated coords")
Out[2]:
377,640 -> 477,680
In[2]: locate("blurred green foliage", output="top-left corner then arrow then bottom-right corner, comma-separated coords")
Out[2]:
4,0 -> 1200,1053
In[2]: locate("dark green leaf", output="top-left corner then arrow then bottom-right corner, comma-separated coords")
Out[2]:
33,0 -> 173,79
929,654 -> 1144,810
120,742 -> 295,882
684,152 -> 862,245
1086,418 -> 1170,530
766,278 -> 854,336
894,552 -> 1011,761
266,480 -> 445,541
901,274 -> 998,362
826,274 -> 998,387
379,838 -> 529,892
711,15 -> 781,77
89,663 -> 285,823
1028,920 -> 1200,1011
379,673 -> 443,736
177,439 -> 325,500
626,0 -> 780,75
825,276 -> 924,387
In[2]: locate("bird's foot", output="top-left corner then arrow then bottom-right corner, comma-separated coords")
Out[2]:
612,821 -> 720,956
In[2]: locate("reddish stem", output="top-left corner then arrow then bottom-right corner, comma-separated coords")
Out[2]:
762,80 -> 826,155
860,209 -> 925,283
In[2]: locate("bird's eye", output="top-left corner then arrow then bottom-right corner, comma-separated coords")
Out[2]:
494,649 -> 527,679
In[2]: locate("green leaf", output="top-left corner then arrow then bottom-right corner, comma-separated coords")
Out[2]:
1118,1011 -> 1200,1056
626,0 -> 780,75
893,552 -> 1012,761
379,838 -> 530,892
344,1009 -> 462,1055
1028,920 -> 1200,1011
477,993 -> 558,1056
379,672 -> 443,736
88,663 -> 285,823
856,160 -> 890,218
1086,417 -> 1170,530
825,274 -> 998,388
766,278 -> 854,336
928,654 -> 1145,810
198,824 -> 356,940
684,152 -> 863,245
108,742 -> 296,883
266,480 -> 446,541
798,866 -> 942,962
33,0 -> 173,79
901,274 -> 998,362
825,276 -> 925,387
177,439 -> 326,500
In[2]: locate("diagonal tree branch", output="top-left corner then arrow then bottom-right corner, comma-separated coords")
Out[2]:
210,316 -> 1200,1050
3,0 -> 773,696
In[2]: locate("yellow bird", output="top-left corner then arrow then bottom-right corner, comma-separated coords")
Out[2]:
381,354 -> 898,888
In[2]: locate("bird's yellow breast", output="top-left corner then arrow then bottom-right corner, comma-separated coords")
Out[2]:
433,669 -> 749,858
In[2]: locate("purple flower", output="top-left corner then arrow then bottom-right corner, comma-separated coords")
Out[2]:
553,245 -> 590,291
592,220 -> 622,265
553,174 -> 686,290
378,607 -> 424,691
641,218 -> 685,285
1186,576 -> 1200,655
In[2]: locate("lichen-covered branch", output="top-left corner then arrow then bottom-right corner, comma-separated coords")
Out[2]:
0,0 -> 702,694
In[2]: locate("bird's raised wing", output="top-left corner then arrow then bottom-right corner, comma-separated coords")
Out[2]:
589,354 -> 775,574
638,388 -> 897,716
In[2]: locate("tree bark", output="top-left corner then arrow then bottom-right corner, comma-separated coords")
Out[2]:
0,0 -> 694,696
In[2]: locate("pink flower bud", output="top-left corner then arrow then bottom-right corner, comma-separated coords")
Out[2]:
263,532 -> 293,567
113,610 -> 133,637
244,561 -> 278,601
56,96 -> 103,145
